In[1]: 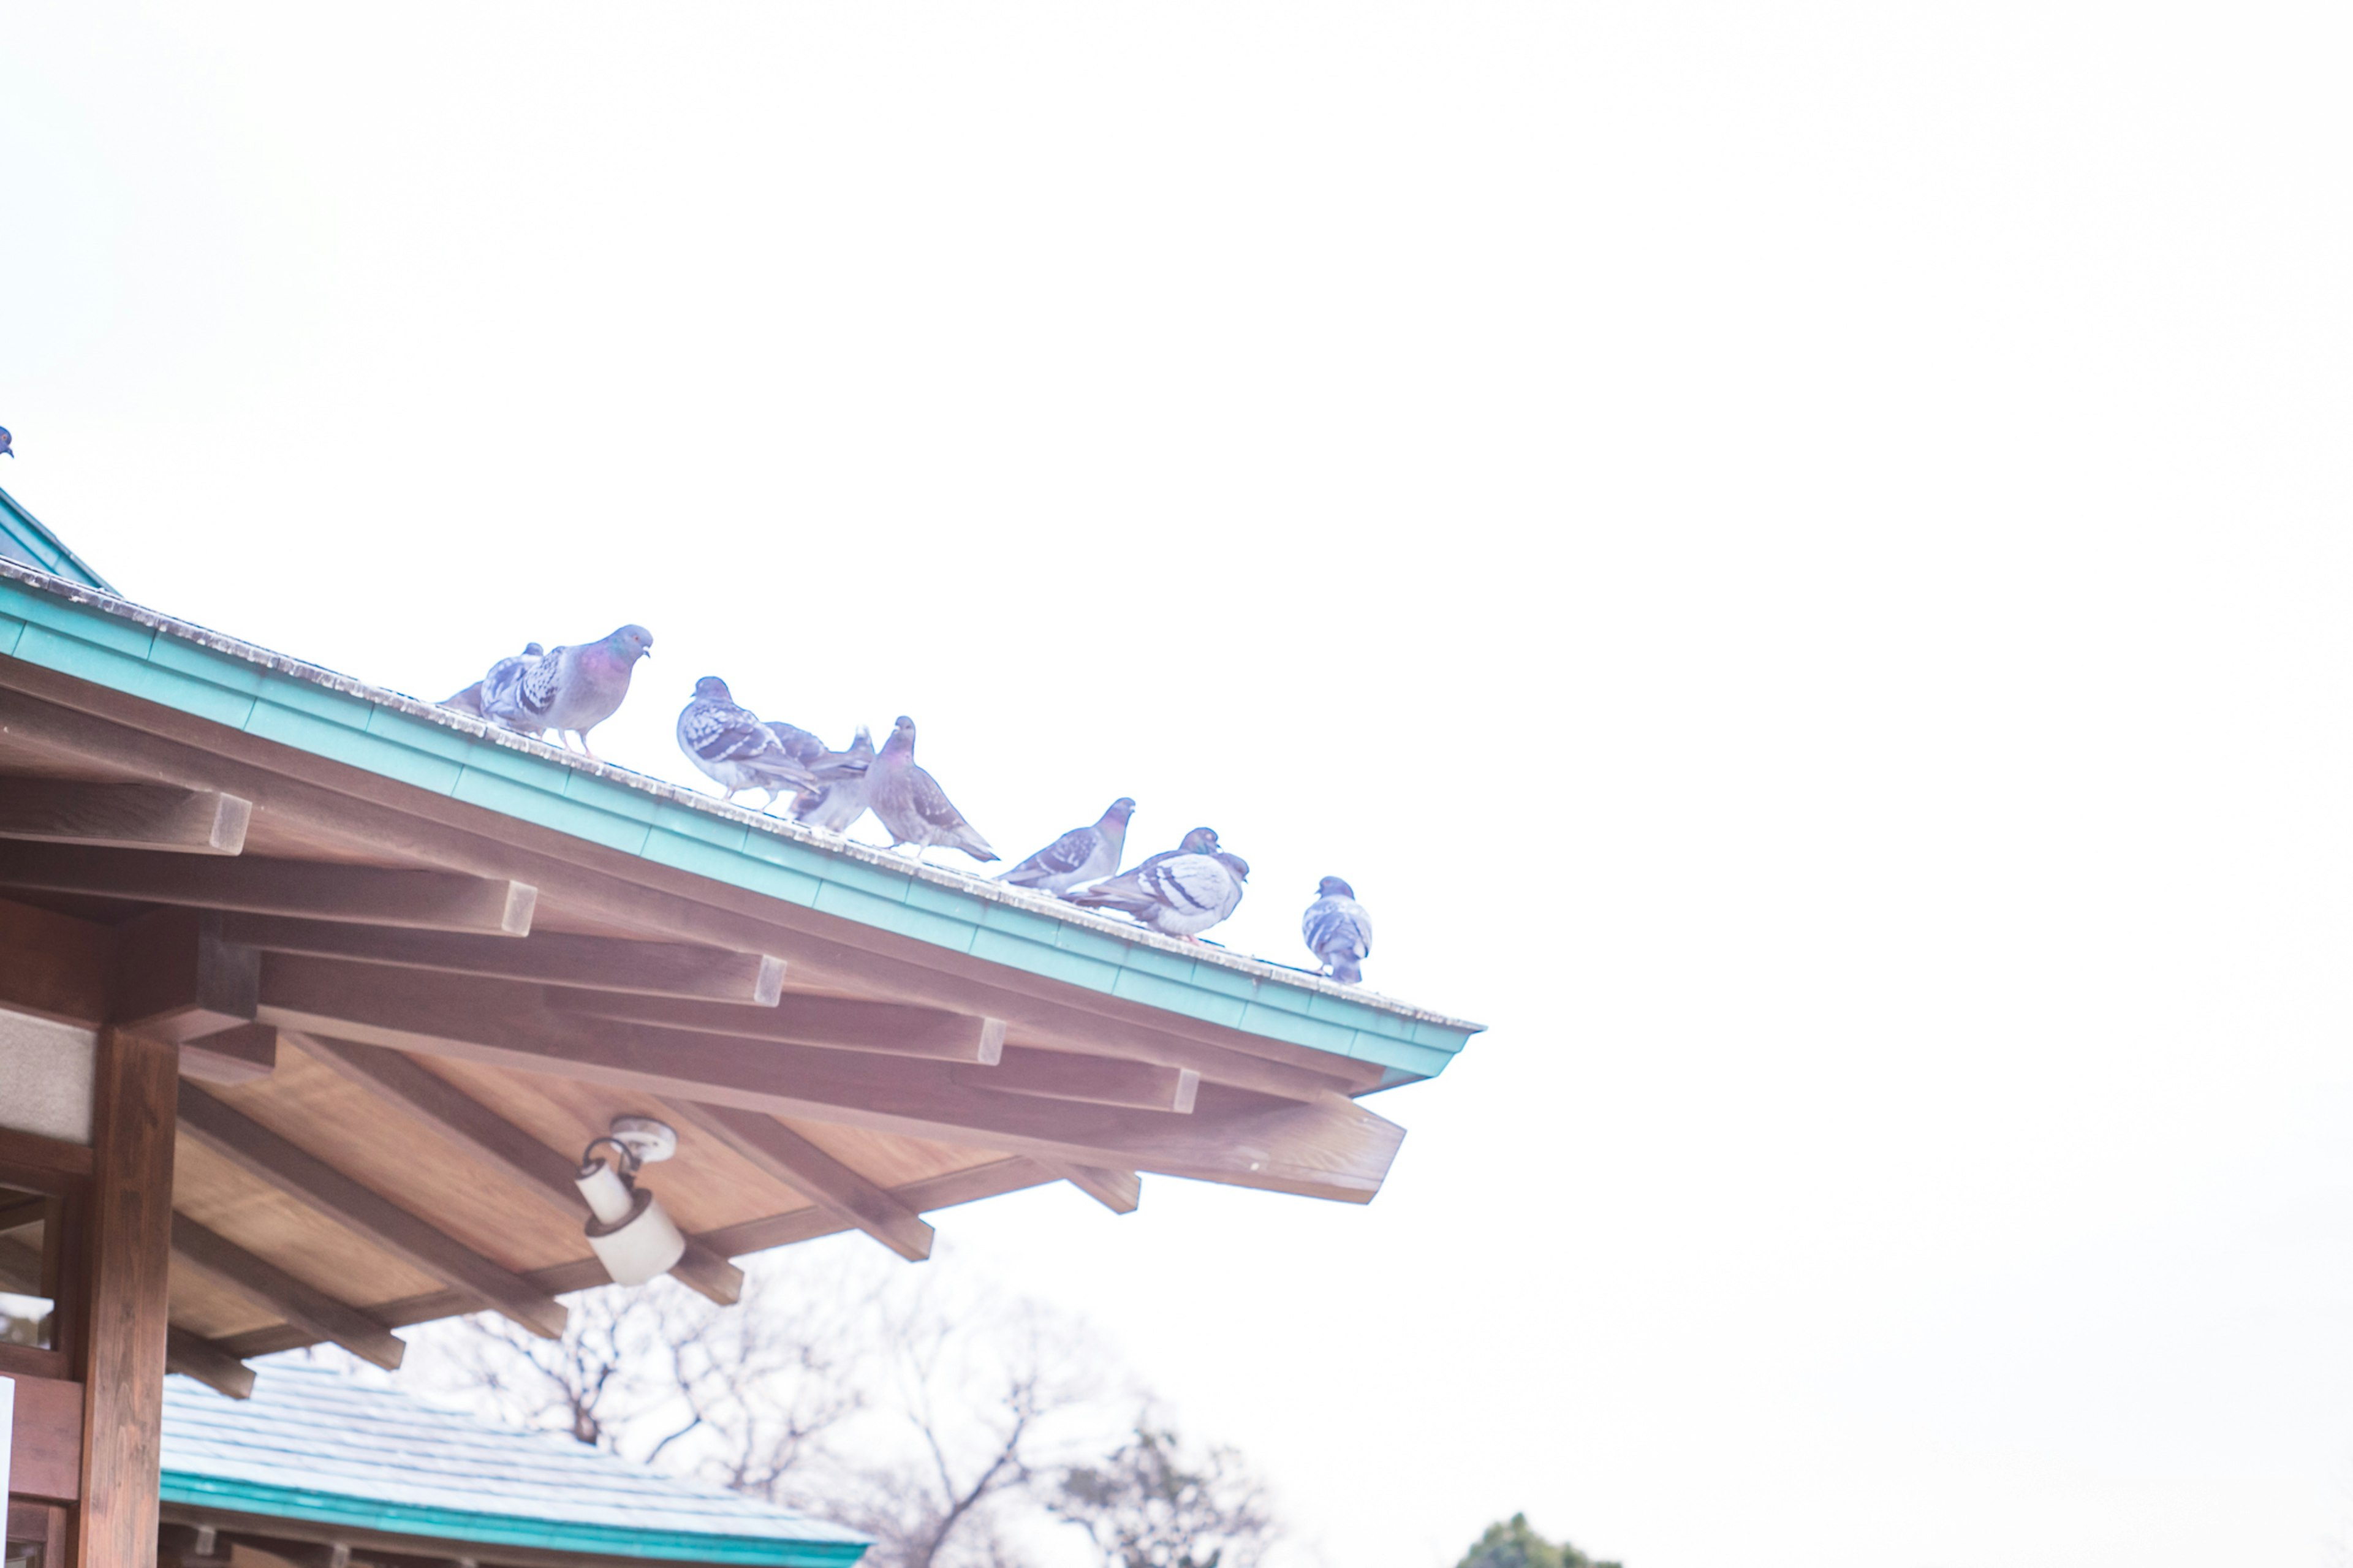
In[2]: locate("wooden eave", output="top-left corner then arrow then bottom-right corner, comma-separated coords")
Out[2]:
0,558 -> 1483,1393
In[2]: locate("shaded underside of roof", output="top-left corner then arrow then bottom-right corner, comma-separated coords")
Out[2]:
0,559 -> 1479,1081
162,1365 -> 867,1567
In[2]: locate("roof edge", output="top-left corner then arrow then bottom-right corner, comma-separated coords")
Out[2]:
0,485 -> 116,593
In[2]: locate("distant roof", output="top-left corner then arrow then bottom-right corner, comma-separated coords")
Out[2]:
0,484 -> 114,593
0,557 -> 1479,1082
162,1364 -> 869,1567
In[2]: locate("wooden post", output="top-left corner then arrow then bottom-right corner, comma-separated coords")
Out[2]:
76,1027 -> 178,1568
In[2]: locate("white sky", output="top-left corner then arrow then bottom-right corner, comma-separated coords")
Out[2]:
6,6 -> 2352,1564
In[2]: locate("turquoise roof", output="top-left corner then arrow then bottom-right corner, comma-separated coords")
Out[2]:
0,559 -> 1481,1082
0,485 -> 114,593
162,1365 -> 866,1566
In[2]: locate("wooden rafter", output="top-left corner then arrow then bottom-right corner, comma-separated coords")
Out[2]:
295,1034 -> 743,1306
175,1083 -> 569,1338
219,915 -> 787,1005
0,893 -> 110,1025
170,1213 -> 406,1370
0,780 -> 251,855
663,1099 -> 934,1262
164,1325 -> 254,1400
110,907 -> 259,1045
0,843 -> 537,934
179,1023 -> 279,1086
256,956 -> 1406,1203
550,989 -> 1006,1064
1042,1162 -> 1142,1214
955,1048 -> 1198,1113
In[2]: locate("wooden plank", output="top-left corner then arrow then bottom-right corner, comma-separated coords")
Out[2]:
110,907 -> 259,1045
0,893 -> 110,1026
170,1213 -> 406,1370
4,1372 -> 85,1500
0,686 -> 1373,1102
1044,1162 -> 1142,1214
218,915 -> 786,1004
178,1023 -> 278,1086
81,1027 -> 181,1568
173,1083 -> 568,1339
256,956 -> 1404,1203
551,990 -> 1004,1064
0,781 -> 250,855
664,1100 -> 934,1262
0,844 -> 537,934
955,1048 -> 1198,1113
164,1325 -> 254,1399
295,1035 -> 742,1306
0,1125 -> 94,1178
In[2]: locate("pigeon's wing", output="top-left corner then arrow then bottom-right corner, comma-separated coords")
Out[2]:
681,701 -> 775,763
1304,896 -> 1371,961
765,722 -> 828,767
905,765 -> 973,831
1065,865 -> 1155,912
1004,825 -> 1099,885
480,651 -> 538,724
1138,854 -> 1233,918
518,645 -> 567,718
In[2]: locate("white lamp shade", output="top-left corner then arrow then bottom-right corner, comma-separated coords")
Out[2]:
576,1167 -> 687,1286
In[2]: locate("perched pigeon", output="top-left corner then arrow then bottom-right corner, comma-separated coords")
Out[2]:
867,715 -> 998,862
764,719 -> 830,769
1302,876 -> 1373,984
0,426 -> 13,458
999,798 -> 1136,895
792,726 -> 875,833
1067,831 -> 1249,939
677,677 -> 822,808
483,624 -> 652,757
449,641 -> 542,721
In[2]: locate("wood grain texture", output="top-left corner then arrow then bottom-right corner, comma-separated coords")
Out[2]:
0,844 -> 537,935
665,1100 -> 934,1262
109,907 -> 259,1045
0,1124 -> 95,1178
80,1028 -> 180,1568
162,1325 -> 254,1399
177,1023 -> 278,1086
550,990 -> 1005,1064
955,1049 -> 1199,1113
5,1371 -> 85,1500
175,1083 -> 567,1339
0,781 -> 250,855
296,1034 -> 741,1306
0,893 -> 110,1026
170,1213 -> 406,1370
218,916 -> 786,1004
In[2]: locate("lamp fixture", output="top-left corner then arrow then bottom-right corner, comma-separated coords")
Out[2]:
575,1115 -> 688,1286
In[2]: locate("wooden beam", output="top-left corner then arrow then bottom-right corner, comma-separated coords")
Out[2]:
0,781 -> 250,855
0,893 -> 110,1026
1044,1162 -> 1142,1214
218,915 -> 786,1004
955,1049 -> 1197,1113
174,1083 -> 568,1339
256,956 -> 1405,1203
178,1023 -> 278,1086
294,1035 -> 742,1306
81,1027 -> 181,1568
0,844 -> 537,934
664,1100 -> 934,1262
164,1325 -> 255,1399
0,1125 -> 94,1178
110,907 -> 259,1045
169,1213 -> 406,1371
550,990 -> 1004,1064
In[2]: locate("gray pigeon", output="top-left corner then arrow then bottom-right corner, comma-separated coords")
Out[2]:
0,426 -> 13,458
677,677 -> 822,808
868,716 -> 998,863
484,624 -> 653,757
792,726 -> 875,833
765,720 -> 830,768
998,798 -> 1136,895
450,641 -> 542,722
1302,876 -> 1373,984
1067,832 -> 1249,938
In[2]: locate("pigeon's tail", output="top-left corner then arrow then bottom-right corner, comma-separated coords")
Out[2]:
443,681 -> 487,717
949,830 -> 999,863
1327,956 -> 1363,985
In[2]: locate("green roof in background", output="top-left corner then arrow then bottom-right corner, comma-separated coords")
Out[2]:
0,483 -> 115,593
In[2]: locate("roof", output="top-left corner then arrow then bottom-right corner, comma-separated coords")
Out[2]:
0,557 -> 1479,1081
0,483 -> 115,593
162,1363 -> 868,1566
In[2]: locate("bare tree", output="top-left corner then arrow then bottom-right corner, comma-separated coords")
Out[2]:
1049,1416 -> 1278,1568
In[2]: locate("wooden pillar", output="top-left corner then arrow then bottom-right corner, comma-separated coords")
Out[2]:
75,1027 -> 178,1568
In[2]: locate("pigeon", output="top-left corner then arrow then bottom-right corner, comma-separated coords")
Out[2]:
1302,876 -> 1373,984
764,719 -> 830,769
1067,831 -> 1249,939
0,426 -> 13,458
866,715 -> 998,863
792,726 -> 876,833
998,798 -> 1136,895
676,677 -> 822,808
483,624 -> 652,757
449,641 -> 542,721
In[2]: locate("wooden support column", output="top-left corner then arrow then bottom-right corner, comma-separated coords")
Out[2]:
78,1026 -> 180,1568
